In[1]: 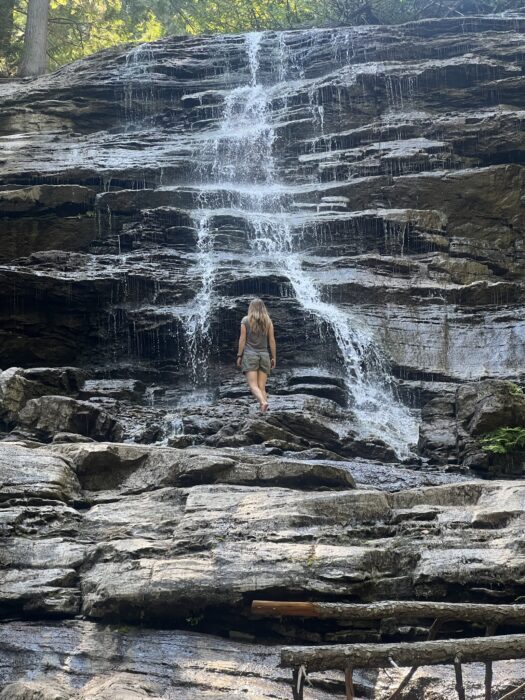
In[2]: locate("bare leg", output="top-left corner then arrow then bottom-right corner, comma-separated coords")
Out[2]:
257,370 -> 268,404
245,371 -> 267,410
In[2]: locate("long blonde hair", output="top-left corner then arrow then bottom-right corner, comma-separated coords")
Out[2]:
247,298 -> 271,335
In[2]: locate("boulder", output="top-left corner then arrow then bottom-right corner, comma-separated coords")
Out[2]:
456,380 -> 525,435
18,396 -> 123,442
419,380 -> 525,475
0,442 -> 81,503
0,367 -> 86,420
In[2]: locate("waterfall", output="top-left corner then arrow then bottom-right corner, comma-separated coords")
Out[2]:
180,31 -> 418,458
122,43 -> 156,124
183,212 -> 215,382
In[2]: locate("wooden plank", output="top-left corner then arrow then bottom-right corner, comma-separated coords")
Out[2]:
292,667 -> 304,700
454,656 -> 465,700
485,660 -> 493,700
252,600 -> 525,624
485,624 -> 496,700
281,634 -> 525,672
345,665 -> 354,700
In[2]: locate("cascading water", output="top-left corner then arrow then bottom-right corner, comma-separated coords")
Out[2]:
181,31 -> 418,458
122,43 -> 156,124
182,34 -> 277,379
116,28 -> 419,456
183,212 -> 215,382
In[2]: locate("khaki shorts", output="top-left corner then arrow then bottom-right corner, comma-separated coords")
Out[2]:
242,351 -> 271,374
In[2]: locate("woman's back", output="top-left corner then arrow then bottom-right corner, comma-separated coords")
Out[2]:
242,316 -> 268,353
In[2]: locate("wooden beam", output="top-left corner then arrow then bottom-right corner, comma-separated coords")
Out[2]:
485,660 -> 493,700
252,600 -> 525,624
454,655 -> 465,700
484,624 -> 496,700
292,667 -> 304,700
281,634 -> 525,672
345,665 -> 355,700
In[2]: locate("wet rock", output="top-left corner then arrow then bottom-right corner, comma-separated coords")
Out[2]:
0,620 -> 326,700
18,396 -> 123,442
457,380 -> 525,435
418,393 -> 458,464
1,14 -> 525,698
0,20 -> 523,398
419,379 -> 525,475
0,185 -> 96,215
79,379 -> 146,401
0,442 -> 81,503
348,458 -> 472,491
428,254 -> 493,284
49,442 -> 355,493
373,660 -> 525,700
0,215 -> 97,262
285,382 -> 347,406
180,392 -> 401,462
0,367 -> 86,420
52,432 -> 96,444
78,479 -> 525,622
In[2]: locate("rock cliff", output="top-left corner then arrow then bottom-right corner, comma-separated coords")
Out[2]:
1,12 -> 525,699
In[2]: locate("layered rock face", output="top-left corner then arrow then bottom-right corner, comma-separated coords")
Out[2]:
1,12 -> 525,699
0,13 -> 524,457
1,440 -> 525,699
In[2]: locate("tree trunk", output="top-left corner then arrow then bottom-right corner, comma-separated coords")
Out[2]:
18,0 -> 50,77
281,634 -> 525,672
0,0 -> 15,59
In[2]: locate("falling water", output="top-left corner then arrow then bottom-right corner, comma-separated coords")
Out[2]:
122,43 -> 156,124
183,212 -> 215,382
183,30 -> 418,458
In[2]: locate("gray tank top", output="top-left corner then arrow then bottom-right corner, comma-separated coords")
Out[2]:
242,316 -> 269,353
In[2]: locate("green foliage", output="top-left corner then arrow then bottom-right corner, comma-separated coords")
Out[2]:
1,0 -> 524,75
508,382 -> 523,396
480,427 -> 525,455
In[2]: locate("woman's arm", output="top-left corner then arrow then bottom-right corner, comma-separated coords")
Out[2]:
269,321 -> 276,369
237,323 -> 247,368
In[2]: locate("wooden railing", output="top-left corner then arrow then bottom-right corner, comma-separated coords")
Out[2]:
251,600 -> 525,700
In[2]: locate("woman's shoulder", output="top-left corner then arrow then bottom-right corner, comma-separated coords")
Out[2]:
241,316 -> 248,325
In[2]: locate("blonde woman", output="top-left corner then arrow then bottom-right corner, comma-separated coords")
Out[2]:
236,298 -> 276,412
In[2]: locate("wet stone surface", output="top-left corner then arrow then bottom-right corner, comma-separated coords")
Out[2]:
1,12 -> 525,699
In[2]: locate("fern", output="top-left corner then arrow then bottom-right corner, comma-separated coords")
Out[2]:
480,427 -> 525,455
